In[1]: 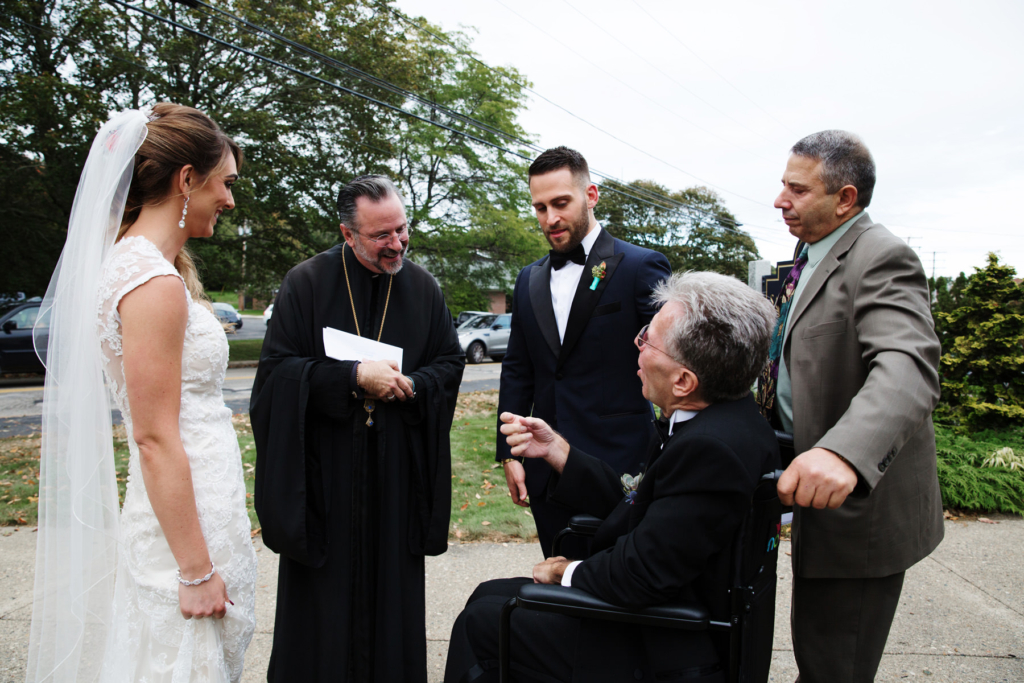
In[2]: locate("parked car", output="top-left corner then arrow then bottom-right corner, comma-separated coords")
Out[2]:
458,313 -> 512,364
212,302 -> 243,330
263,303 -> 274,326
455,310 -> 489,327
456,313 -> 490,332
0,299 -> 47,374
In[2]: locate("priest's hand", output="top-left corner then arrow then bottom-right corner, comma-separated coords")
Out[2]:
357,359 -> 414,402
778,447 -> 859,509
533,556 -> 571,584
502,459 -> 529,507
499,412 -> 569,474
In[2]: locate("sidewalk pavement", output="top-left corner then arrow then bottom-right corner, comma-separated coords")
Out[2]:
2,516 -> 1021,682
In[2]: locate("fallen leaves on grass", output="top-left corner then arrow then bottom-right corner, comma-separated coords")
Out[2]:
477,501 -> 486,507
459,502 -> 469,511
481,521 -> 491,526
453,391 -> 499,419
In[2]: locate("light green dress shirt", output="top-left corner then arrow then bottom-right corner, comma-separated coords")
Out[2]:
776,211 -> 863,433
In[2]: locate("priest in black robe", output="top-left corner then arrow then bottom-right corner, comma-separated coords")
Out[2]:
250,175 -> 465,682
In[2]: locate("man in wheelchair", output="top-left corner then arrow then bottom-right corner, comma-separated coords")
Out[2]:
444,271 -> 782,683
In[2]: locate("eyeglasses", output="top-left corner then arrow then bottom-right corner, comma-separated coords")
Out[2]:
360,225 -> 407,246
635,324 -> 673,359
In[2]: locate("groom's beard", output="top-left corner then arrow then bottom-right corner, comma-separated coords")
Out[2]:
352,237 -> 407,275
545,201 -> 591,253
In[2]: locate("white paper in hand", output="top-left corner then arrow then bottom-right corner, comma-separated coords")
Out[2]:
323,326 -> 404,368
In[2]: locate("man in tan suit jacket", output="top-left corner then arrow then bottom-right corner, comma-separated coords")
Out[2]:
767,131 -> 944,682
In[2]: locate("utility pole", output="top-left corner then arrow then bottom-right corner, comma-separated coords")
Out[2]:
924,251 -> 946,280
905,236 -> 922,252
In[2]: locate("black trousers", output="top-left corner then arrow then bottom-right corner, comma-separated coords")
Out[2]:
791,571 -> 906,683
528,492 -> 591,560
444,578 -> 578,683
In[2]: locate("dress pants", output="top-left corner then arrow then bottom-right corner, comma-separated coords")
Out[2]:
791,571 -> 906,683
444,578 -> 578,683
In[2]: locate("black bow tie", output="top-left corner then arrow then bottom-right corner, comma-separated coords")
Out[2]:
549,244 -> 587,270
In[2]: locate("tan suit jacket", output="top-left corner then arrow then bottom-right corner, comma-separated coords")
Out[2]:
784,213 -> 944,578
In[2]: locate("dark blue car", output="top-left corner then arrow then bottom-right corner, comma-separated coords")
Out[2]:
0,300 -> 47,375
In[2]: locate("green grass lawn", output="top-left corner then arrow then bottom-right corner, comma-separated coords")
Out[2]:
0,391 -> 536,543
205,290 -> 265,315
206,290 -> 238,305
448,413 -> 537,543
6,401 -> 1020,534
228,339 -> 263,362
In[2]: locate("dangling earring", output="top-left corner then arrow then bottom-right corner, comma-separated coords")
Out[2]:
178,195 -> 190,229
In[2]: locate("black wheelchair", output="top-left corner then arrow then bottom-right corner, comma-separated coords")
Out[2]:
498,467 -> 785,683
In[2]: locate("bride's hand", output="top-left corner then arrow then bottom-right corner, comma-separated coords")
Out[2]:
178,571 -> 232,620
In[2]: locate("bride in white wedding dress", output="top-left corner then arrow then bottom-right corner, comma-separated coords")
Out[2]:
27,104 -> 256,683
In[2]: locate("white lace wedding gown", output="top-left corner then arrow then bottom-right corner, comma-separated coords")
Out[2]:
95,236 -> 257,682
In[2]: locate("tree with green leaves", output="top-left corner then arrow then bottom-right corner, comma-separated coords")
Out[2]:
389,24 -> 547,312
929,271 -> 969,348
595,180 -> 759,280
935,253 -> 1024,431
0,0 -> 543,306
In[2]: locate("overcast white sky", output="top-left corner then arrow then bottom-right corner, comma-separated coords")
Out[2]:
395,0 -> 1024,278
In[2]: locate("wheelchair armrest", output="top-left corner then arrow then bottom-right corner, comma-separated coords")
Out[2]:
515,583 -> 717,631
568,514 -> 604,536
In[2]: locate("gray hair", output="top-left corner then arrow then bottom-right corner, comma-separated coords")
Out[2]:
336,174 -> 404,231
653,271 -> 777,403
791,130 -> 876,208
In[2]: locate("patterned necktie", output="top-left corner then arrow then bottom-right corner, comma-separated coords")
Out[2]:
757,245 -> 809,419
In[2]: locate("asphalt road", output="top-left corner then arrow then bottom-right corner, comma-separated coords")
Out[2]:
0,358 -> 501,438
229,314 -> 269,341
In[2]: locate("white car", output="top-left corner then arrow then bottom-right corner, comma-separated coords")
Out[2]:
458,313 -> 512,364
263,303 -> 274,326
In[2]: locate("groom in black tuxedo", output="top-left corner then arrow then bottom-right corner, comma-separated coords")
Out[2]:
446,271 -> 781,682
497,146 -> 671,557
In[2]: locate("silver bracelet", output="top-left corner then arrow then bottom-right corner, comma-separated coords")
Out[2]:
176,562 -> 216,586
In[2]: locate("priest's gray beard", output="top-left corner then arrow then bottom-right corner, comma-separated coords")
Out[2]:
352,236 -> 406,275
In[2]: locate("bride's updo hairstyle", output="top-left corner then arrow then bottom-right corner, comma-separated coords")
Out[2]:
118,102 -> 242,302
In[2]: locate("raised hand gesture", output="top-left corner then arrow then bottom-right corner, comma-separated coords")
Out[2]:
499,412 -> 570,474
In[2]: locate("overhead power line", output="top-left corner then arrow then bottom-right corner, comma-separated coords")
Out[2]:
174,0 -> 785,242
387,3 -> 784,216
104,0 -> 787,246
384,7 -> 785,235
630,0 -> 795,136
488,0 -> 775,209
559,0 -> 773,148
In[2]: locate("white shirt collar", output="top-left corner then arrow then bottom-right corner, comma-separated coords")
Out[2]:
667,408 -> 700,436
580,223 -> 602,257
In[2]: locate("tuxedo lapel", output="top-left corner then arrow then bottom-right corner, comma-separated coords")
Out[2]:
528,256 -> 561,359
558,229 -> 623,368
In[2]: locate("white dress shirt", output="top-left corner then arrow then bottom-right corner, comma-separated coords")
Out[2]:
561,407 -> 699,586
549,224 -> 602,342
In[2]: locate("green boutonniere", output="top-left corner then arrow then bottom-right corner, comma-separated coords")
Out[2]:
590,261 -> 607,290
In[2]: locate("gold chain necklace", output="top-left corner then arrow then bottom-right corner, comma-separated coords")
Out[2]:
342,243 -> 393,427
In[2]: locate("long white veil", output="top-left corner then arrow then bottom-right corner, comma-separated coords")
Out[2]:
27,110 -> 149,682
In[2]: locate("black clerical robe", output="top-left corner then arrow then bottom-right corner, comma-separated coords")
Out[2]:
250,244 -> 465,682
